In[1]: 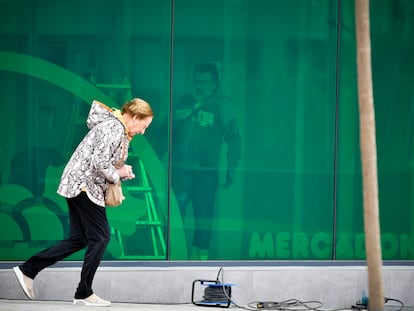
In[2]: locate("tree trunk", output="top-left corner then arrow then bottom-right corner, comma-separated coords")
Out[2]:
355,1 -> 384,310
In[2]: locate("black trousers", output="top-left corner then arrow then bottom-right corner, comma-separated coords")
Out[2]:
20,192 -> 110,299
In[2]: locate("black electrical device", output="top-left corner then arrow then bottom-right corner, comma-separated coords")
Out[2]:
191,279 -> 235,308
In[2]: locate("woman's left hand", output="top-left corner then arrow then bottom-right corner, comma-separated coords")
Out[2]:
118,164 -> 135,180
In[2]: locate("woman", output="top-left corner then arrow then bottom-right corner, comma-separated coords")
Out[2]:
13,98 -> 153,307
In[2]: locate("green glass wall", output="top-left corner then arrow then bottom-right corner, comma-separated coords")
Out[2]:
336,1 -> 414,260
0,0 -> 413,261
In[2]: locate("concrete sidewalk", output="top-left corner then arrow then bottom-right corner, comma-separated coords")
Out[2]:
0,299 -> 411,311
0,299 -> 233,311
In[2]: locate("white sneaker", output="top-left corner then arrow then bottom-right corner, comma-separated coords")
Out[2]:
73,293 -> 111,307
13,266 -> 35,300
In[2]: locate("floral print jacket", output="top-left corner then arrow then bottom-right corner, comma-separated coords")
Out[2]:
57,100 -> 129,207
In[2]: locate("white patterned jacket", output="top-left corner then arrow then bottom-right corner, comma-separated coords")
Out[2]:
57,100 -> 129,207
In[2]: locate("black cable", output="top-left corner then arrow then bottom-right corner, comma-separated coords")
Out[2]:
213,267 -> 406,311
248,299 -> 323,311
385,297 -> 405,311
203,286 -> 231,302
216,266 -> 257,310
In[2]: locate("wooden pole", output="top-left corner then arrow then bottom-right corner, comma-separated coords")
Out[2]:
355,1 -> 384,310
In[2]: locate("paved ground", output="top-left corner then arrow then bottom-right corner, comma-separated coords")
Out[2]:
0,299 -> 235,311
1,299 -> 411,311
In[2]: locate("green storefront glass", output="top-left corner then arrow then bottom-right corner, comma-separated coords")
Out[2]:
0,0 -> 413,261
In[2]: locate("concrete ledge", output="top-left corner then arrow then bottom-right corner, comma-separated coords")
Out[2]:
1,262 -> 413,309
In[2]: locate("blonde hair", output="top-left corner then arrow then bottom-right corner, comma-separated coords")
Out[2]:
121,98 -> 154,119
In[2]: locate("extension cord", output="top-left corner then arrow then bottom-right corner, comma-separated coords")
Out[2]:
256,302 -> 284,309
357,296 -> 389,306
354,295 -> 390,309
